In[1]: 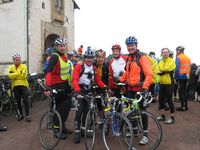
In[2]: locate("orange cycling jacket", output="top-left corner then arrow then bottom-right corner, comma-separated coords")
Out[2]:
119,51 -> 153,91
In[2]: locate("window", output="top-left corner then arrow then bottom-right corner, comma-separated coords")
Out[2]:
42,2 -> 45,9
55,0 -> 62,10
0,0 -> 13,4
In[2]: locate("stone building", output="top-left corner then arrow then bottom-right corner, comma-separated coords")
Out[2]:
0,0 -> 79,75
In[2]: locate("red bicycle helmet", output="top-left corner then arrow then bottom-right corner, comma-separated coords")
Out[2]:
111,44 -> 121,51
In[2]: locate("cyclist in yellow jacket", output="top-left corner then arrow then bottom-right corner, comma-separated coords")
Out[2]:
157,48 -> 176,124
8,53 -> 31,122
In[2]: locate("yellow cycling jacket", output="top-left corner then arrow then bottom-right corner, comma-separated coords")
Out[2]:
158,57 -> 176,84
8,64 -> 29,89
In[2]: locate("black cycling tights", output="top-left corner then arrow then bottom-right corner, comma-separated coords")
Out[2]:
74,99 -> 89,130
13,86 -> 29,116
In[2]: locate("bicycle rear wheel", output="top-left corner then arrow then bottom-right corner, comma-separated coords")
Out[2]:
38,109 -> 62,150
127,110 -> 162,150
0,93 -> 12,116
85,110 -> 96,150
102,113 -> 133,150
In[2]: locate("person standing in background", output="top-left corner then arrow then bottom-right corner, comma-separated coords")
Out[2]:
8,53 -> 31,122
108,44 -> 127,98
157,48 -> 176,124
175,46 -> 191,111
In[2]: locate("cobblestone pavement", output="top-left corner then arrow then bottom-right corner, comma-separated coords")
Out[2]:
0,99 -> 200,150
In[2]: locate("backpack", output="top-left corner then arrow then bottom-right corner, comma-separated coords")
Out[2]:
135,52 -> 158,83
79,64 -> 96,78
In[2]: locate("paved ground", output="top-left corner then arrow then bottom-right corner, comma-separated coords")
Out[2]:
0,99 -> 200,150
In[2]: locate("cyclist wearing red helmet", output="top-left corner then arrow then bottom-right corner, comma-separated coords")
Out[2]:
108,44 -> 127,98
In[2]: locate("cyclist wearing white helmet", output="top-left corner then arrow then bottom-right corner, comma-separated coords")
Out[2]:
8,53 -> 31,122
44,37 -> 73,139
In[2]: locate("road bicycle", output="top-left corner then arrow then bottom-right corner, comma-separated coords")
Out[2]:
37,79 -> 62,150
27,73 -> 47,107
102,90 -> 133,150
118,83 -> 162,150
0,77 -> 19,117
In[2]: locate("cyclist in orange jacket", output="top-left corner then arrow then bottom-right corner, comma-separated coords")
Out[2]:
119,36 -> 153,145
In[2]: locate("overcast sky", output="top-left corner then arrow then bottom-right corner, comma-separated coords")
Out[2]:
74,0 -> 200,64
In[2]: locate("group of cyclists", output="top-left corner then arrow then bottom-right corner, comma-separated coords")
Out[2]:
1,34 -> 193,149
42,35 -> 156,145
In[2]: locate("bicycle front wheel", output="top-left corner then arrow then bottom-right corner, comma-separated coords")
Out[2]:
38,109 -> 62,150
85,110 -> 96,150
127,110 -> 162,150
0,93 -> 12,116
102,112 -> 133,150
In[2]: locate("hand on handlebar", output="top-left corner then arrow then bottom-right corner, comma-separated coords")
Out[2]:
140,88 -> 148,95
73,91 -> 83,99
44,89 -> 51,97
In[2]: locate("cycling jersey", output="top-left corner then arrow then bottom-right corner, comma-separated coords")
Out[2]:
108,56 -> 127,88
72,63 -> 105,92
119,51 -> 153,91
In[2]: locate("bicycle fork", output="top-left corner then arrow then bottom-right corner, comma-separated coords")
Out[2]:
111,111 -> 120,136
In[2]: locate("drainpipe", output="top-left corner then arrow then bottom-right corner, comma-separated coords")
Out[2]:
25,0 -> 30,73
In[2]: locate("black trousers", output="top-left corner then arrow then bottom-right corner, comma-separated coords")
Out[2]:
52,82 -> 72,128
13,86 -> 29,116
179,79 -> 188,108
74,98 -> 89,130
159,84 -> 175,113
127,91 -> 148,131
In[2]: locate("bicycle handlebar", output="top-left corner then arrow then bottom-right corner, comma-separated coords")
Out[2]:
121,92 -> 143,104
37,79 -> 63,94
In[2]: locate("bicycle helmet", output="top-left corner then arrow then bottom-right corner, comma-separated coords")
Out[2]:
54,37 -> 67,46
96,49 -> 106,57
72,50 -> 79,57
12,53 -> 21,59
149,51 -> 155,57
84,47 -> 95,57
176,46 -> 185,52
125,36 -> 138,45
67,50 -> 74,56
45,48 -> 54,56
169,50 -> 174,56
111,44 -> 121,51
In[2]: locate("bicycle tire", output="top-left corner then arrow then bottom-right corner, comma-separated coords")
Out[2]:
85,110 -> 96,150
102,112 -> 133,150
38,109 -> 62,150
127,110 -> 162,150
0,93 -> 12,116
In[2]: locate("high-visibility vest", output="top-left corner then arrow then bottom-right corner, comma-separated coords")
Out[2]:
177,54 -> 191,75
55,53 -> 72,81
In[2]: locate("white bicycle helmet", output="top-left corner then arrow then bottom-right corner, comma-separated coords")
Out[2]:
12,53 -> 21,59
54,37 -> 67,46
